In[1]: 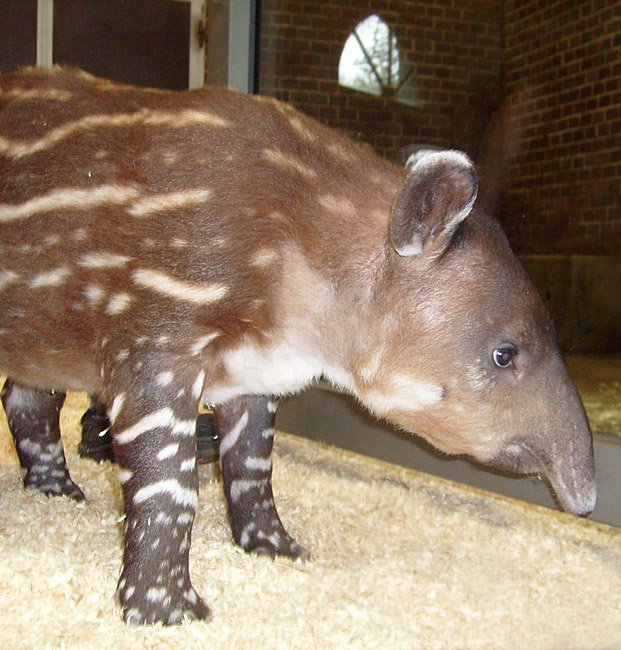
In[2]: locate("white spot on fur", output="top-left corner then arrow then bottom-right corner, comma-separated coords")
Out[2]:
107,292 -> 133,314
127,189 -> 212,217
118,468 -> 133,484
0,185 -> 140,223
230,479 -> 268,503
0,110 -> 231,160
157,443 -> 180,460
133,480 -> 198,509
156,512 -> 173,526
0,270 -> 18,291
251,248 -> 279,268
43,233 -> 60,247
180,458 -> 195,472
108,393 -> 126,424
157,371 -> 175,386
1,86 -> 73,101
261,148 -> 317,180
287,115 -> 317,141
30,267 -> 71,288
190,331 -> 220,356
171,419 -> 195,437
192,371 -> 205,400
245,457 -> 272,472
218,411 -> 249,457
85,284 -> 105,306
133,269 -> 228,304
184,589 -> 198,605
18,439 -> 41,455
325,142 -> 358,163
318,194 -> 357,218
115,408 -> 175,444
146,587 -> 168,603
79,252 -> 132,269
361,374 -> 444,416
240,522 -> 256,547
177,512 -> 193,525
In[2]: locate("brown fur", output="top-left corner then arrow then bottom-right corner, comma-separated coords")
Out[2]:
0,66 -> 596,520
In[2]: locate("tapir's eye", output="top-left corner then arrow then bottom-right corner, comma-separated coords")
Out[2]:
493,348 -> 515,369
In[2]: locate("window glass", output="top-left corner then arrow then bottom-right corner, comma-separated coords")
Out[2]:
53,0 -> 191,89
338,15 -> 400,97
0,0 -> 37,73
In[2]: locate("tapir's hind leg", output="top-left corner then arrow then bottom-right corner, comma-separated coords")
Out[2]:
1,378 -> 85,500
78,396 -> 115,463
216,395 -> 309,560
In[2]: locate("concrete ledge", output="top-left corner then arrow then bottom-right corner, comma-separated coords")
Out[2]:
276,383 -> 621,528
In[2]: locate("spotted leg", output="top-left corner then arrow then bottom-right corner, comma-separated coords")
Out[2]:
215,395 -> 309,560
1,378 -> 85,500
107,364 -> 209,625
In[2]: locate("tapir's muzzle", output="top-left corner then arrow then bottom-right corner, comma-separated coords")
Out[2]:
492,434 -> 597,517
546,462 -> 597,516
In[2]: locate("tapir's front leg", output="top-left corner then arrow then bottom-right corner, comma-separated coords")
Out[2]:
216,395 -> 309,560
107,361 -> 209,625
1,378 -> 85,500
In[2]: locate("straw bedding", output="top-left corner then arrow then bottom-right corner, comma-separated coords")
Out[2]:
0,390 -> 619,650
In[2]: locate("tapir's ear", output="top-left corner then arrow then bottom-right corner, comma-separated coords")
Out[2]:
390,150 -> 478,257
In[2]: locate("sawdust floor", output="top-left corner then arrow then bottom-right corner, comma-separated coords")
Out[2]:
0,389 -> 620,649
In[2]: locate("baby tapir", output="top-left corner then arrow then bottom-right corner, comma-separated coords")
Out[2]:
0,67 -> 596,625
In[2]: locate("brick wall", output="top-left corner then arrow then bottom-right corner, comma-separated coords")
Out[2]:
260,0 -> 504,162
501,0 -> 620,255
258,0 -> 619,255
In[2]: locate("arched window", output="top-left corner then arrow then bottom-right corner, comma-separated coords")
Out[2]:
338,15 -> 400,97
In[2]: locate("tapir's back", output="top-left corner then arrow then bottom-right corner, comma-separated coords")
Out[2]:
0,66 -> 399,393
0,68 -> 291,391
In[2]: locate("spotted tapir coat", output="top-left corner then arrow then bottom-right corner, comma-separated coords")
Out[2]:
0,67 -> 596,625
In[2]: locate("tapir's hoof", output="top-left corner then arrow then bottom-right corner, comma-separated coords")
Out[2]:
78,438 -> 115,463
79,407 -> 115,463
24,474 -> 86,501
243,531 -> 310,561
117,584 -> 210,626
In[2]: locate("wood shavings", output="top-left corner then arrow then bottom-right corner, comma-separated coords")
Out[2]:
0,389 -> 619,649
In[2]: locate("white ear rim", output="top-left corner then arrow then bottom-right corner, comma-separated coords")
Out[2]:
409,150 -> 478,231
405,149 -> 474,175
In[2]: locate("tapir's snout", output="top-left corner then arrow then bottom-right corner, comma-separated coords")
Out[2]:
547,459 -> 597,516
492,435 -> 596,516
491,364 -> 597,517
544,430 -> 597,516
